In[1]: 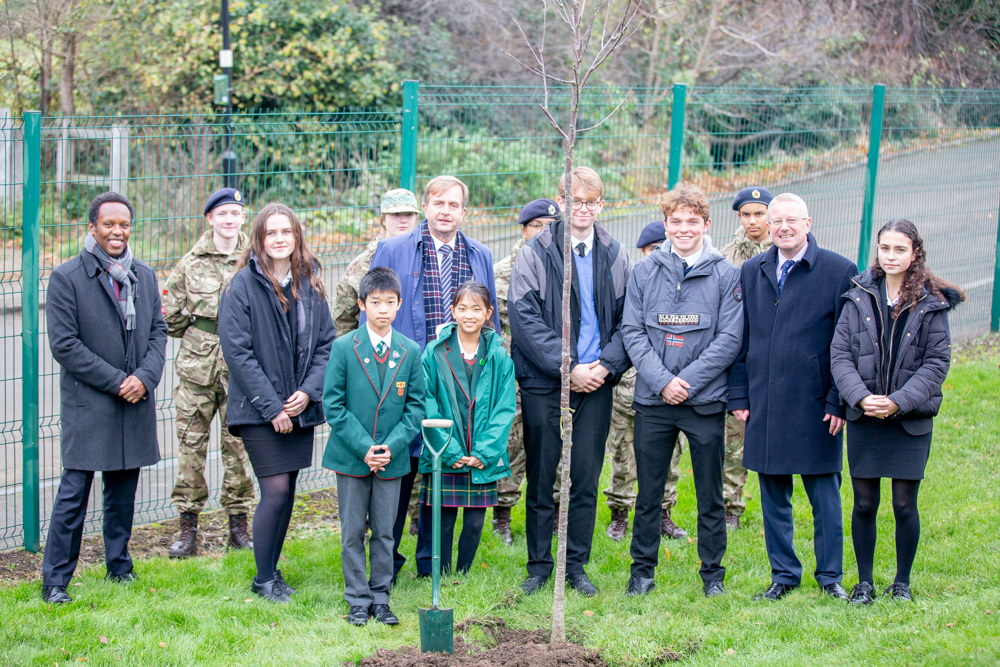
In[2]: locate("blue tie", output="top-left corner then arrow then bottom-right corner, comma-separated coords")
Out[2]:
777,259 -> 795,295
439,245 -> 454,321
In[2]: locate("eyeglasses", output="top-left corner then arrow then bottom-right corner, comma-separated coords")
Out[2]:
770,217 -> 806,226
571,200 -> 602,211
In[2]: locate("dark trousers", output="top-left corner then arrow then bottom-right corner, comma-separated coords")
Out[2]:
337,473 -> 400,607
42,468 -> 141,587
415,504 -> 487,575
758,472 -> 844,587
392,456 -> 421,575
521,384 -> 612,579
630,403 -> 727,582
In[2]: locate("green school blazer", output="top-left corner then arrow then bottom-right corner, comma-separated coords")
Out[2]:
322,328 -> 425,479
419,323 -> 516,484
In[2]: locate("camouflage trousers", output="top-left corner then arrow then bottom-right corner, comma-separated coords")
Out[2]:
723,414 -> 748,517
496,397 -> 525,509
604,406 -> 681,512
171,377 -> 254,515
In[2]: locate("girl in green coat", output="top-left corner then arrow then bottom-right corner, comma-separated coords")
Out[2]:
415,282 -> 517,575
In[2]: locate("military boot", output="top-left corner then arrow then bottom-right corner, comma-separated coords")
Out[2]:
168,512 -> 198,558
606,509 -> 629,541
725,513 -> 740,532
493,506 -> 513,546
660,509 -> 688,539
228,513 -> 254,550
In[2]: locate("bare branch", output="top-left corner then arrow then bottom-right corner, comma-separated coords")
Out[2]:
717,25 -> 784,58
577,87 -> 633,133
498,48 -> 574,84
539,103 -> 570,140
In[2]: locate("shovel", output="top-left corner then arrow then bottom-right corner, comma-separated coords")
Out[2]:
418,418 -> 455,654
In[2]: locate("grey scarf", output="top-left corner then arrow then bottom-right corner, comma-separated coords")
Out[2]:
85,232 -> 137,330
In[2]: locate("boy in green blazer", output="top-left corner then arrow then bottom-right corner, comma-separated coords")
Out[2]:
323,267 -> 425,626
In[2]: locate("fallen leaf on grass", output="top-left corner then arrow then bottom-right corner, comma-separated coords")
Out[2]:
158,642 -> 166,648
243,599 -> 254,603
222,597 -> 231,601
77,659 -> 87,662
664,548 -> 670,560
72,583 -> 84,587
582,610 -> 594,617
270,622 -> 277,628
946,623 -> 956,627
726,648 -> 735,655
98,636 -> 108,645
337,615 -> 347,619
687,537 -> 695,544
149,588 -> 157,594
481,563 -> 488,569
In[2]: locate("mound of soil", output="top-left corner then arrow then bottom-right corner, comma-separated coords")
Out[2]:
356,618 -> 608,667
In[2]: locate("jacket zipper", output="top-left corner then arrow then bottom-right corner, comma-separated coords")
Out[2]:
885,295 -> 926,391
853,280 -> 886,393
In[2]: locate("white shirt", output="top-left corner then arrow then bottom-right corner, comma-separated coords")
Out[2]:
672,243 -> 704,268
776,240 -> 809,283
460,341 -> 479,361
431,233 -> 456,254
365,322 -> 393,354
571,230 -> 595,258
278,270 -> 292,287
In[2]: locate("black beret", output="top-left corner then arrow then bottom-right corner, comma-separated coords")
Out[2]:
636,220 -> 666,249
731,186 -> 773,212
204,187 -> 245,215
517,198 -> 561,226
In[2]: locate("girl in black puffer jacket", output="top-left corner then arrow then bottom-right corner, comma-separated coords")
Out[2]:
831,219 -> 963,605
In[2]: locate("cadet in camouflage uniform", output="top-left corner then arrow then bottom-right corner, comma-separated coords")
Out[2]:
604,221 -> 687,542
718,186 -> 774,531
492,198 -> 561,545
165,188 -> 254,557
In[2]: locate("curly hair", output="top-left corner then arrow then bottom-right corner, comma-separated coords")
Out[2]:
871,219 -> 964,317
660,182 -> 709,221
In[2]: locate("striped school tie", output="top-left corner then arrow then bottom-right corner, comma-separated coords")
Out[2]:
439,245 -> 454,321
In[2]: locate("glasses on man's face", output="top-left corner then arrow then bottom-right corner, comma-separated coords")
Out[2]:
571,200 -> 602,212
770,217 -> 805,226
740,211 -> 767,220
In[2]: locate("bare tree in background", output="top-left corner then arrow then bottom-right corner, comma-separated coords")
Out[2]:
501,0 -> 663,644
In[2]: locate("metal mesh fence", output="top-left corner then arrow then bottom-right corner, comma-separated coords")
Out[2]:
3,85 -> 1000,550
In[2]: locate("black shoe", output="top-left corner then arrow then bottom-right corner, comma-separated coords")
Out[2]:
567,573 -> 599,597
370,604 -> 399,625
625,575 -> 656,597
106,570 -> 138,584
823,582 -> 849,601
703,580 -> 725,597
41,586 -> 72,604
849,582 -> 877,605
347,605 -> 370,626
390,574 -> 398,590
273,570 -> 295,596
519,575 -> 548,596
753,582 -> 799,601
884,582 -> 913,601
251,578 -> 290,603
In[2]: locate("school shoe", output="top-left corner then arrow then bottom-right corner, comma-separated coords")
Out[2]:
228,514 -> 253,550
725,513 -> 740,532
493,506 -> 514,546
704,580 -> 725,597
519,575 -> 548,596
884,582 -> 913,601
849,582 -> 877,605
567,573 -> 599,597
106,570 -> 138,584
823,582 -> 849,600
168,512 -> 198,558
251,578 -> 290,603
753,582 -> 799,601
625,575 -> 656,597
606,510 -> 629,542
347,606 -> 370,626
370,604 -> 399,625
41,586 -> 72,604
660,509 -> 687,539
273,570 -> 295,596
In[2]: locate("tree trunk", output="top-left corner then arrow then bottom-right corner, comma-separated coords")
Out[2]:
40,40 -> 52,118
59,34 -> 76,117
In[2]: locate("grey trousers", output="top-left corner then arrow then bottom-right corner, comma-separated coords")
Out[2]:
336,473 -> 401,607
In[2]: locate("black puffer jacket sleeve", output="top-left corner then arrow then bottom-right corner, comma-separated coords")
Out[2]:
888,309 -> 951,417
508,242 -> 562,379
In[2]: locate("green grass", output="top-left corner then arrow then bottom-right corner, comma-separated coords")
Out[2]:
3,358 -> 1000,666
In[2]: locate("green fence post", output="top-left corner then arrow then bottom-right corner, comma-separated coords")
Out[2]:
400,80 -> 419,193
857,84 -> 885,271
992,195 -> 1000,332
667,83 -> 687,190
22,111 -> 41,553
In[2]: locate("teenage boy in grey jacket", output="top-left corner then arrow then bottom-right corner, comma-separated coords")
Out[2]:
622,183 -> 743,599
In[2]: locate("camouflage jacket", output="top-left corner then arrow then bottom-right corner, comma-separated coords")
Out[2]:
493,238 -> 526,353
332,234 -> 383,336
721,226 -> 772,268
612,366 -> 637,413
162,229 -> 247,386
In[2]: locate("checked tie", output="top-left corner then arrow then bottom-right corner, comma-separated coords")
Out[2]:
439,245 -> 454,321
777,259 -> 795,295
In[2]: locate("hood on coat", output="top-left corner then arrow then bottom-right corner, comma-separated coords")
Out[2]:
650,235 -> 726,272
427,321 -> 506,358
850,268 -> 965,312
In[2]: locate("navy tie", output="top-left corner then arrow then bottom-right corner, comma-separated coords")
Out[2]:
439,245 -> 454,320
777,259 -> 795,295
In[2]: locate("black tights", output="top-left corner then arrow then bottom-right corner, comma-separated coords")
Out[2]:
415,505 -> 487,575
253,470 -> 299,583
851,477 -> 921,585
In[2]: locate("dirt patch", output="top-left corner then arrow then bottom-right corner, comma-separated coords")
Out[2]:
0,486 -> 338,586
356,618 -> 607,667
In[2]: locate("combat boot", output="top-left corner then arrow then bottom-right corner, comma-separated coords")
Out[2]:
660,509 -> 688,539
725,513 -> 740,532
409,517 -> 419,536
493,506 -> 513,546
228,513 -> 254,550
168,512 -> 198,558
606,509 -> 629,541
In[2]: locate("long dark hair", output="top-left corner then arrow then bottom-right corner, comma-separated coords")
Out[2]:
235,203 -> 326,311
452,281 -> 495,330
870,219 -> 964,317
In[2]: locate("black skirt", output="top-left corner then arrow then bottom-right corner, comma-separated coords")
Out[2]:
238,423 -> 315,477
847,416 -> 931,480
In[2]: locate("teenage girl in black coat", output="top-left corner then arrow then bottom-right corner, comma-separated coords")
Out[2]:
831,219 -> 963,604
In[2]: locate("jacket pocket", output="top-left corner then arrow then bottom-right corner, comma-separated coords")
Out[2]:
644,310 -> 713,373
175,327 -> 219,386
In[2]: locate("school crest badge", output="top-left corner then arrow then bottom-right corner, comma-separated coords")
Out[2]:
396,381 -> 406,397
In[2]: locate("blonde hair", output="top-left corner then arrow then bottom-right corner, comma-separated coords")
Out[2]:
422,176 -> 469,207
660,182 -> 709,220
558,166 -> 604,200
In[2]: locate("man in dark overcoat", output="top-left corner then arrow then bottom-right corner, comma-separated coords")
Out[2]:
40,192 -> 168,604
728,193 -> 856,602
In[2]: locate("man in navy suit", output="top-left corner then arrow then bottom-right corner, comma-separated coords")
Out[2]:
728,193 -> 856,602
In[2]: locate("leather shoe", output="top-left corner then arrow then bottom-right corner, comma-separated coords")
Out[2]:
625,575 -> 655,597
370,604 -> 399,625
106,570 -> 138,584
273,570 -> 295,596
703,580 -> 725,597
41,586 -> 72,604
823,582 -> 849,601
606,510 -> 628,542
884,582 -> 913,601
725,513 -> 740,532
567,573 -> 599,597
347,605 -> 369,626
251,578 -> 290,603
849,581 -> 876,605
753,582 -> 799,601
519,575 -> 547,596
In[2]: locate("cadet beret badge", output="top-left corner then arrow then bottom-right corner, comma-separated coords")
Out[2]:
751,189 -> 760,200
548,204 -> 556,215
234,191 -> 242,202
